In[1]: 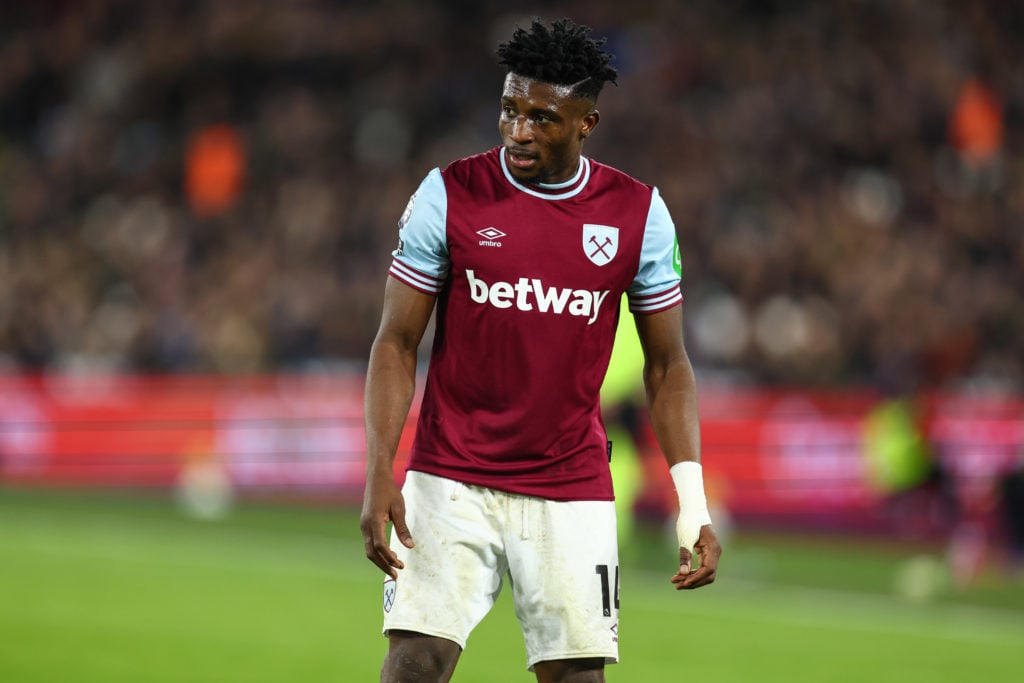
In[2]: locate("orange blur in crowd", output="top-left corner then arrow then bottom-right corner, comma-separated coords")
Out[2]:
950,77 -> 1004,164
185,124 -> 246,218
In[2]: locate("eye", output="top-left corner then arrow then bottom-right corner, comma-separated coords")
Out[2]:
501,104 -> 515,117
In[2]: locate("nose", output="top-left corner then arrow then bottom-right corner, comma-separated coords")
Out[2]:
509,116 -> 533,144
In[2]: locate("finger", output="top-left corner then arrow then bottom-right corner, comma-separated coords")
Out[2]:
678,546 -> 692,575
373,532 -> 405,570
367,519 -> 404,578
390,500 -> 415,549
365,536 -> 400,578
679,565 -> 716,589
363,532 -> 398,579
669,545 -> 693,587
694,538 -> 722,574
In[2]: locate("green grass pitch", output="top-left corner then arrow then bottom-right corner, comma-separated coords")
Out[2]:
1,489 -> 1022,682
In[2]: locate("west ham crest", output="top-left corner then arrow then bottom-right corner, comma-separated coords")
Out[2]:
395,191 -> 416,255
383,579 -> 396,613
398,192 -> 416,231
583,224 -> 619,266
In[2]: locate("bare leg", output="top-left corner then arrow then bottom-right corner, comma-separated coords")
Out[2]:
380,630 -> 462,683
533,658 -> 606,683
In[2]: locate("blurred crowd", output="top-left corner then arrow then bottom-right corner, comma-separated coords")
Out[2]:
0,0 -> 1021,389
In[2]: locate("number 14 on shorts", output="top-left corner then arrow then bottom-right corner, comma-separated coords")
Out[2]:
595,564 -> 620,617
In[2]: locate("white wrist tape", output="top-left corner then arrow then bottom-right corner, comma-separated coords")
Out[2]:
671,461 -> 713,553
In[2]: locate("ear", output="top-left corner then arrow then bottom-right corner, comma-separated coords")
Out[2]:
580,110 -> 600,139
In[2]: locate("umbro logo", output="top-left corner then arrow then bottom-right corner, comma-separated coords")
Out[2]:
476,227 -> 505,247
477,227 -> 506,239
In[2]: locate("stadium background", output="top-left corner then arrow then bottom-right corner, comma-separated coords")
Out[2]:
1,1 -> 1022,681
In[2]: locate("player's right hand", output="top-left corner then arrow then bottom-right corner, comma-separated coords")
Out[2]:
359,474 -> 415,579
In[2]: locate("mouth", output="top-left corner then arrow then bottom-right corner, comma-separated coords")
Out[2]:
505,147 -> 537,170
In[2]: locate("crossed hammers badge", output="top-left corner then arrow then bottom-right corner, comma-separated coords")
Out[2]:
582,224 -> 619,266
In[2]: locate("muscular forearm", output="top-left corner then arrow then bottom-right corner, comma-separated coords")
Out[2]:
363,277 -> 436,485
361,324 -> 423,576
364,339 -> 418,480
644,349 -> 701,468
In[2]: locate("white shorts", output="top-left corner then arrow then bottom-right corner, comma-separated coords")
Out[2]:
381,471 -> 620,671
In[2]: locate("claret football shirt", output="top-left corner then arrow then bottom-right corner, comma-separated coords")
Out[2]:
389,147 -> 681,501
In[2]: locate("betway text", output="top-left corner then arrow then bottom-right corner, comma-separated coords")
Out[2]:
466,269 -> 609,325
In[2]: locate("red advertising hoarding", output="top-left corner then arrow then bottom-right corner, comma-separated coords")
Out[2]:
2,374 -> 1021,530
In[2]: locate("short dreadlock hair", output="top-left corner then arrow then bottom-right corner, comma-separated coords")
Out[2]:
496,18 -> 618,102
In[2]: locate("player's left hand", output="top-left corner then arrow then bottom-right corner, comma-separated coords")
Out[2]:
670,524 -> 721,590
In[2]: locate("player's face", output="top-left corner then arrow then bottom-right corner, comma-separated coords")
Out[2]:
499,73 -> 599,185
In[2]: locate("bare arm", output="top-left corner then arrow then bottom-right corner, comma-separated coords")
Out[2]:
635,305 -> 700,468
360,276 -> 436,578
634,304 -> 721,589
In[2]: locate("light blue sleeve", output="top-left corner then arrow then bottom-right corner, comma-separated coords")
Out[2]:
627,188 -> 683,312
389,168 -> 450,294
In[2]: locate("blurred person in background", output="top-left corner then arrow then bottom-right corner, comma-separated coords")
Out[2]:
360,18 -> 720,682
999,453 -> 1024,576
863,389 -> 954,541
